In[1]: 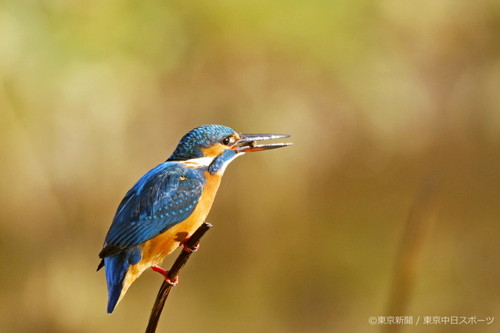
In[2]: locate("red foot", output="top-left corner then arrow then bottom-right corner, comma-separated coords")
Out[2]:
151,265 -> 179,286
180,236 -> 200,253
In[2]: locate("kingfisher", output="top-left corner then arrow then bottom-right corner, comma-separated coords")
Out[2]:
97,124 -> 292,313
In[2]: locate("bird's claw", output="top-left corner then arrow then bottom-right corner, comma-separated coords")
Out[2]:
180,236 -> 200,253
151,265 -> 179,286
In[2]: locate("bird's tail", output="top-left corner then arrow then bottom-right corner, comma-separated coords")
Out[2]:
102,247 -> 142,313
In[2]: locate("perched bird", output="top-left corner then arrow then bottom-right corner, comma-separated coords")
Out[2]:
97,124 -> 292,313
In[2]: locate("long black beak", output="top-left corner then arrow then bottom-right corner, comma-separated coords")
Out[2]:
232,134 -> 293,153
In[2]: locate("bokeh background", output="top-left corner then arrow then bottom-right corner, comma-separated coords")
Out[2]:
1,1 -> 499,332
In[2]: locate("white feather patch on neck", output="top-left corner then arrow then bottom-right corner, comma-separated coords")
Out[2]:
183,153 -> 244,174
183,156 -> 215,167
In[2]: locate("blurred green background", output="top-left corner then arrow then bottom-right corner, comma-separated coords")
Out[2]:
1,1 -> 499,332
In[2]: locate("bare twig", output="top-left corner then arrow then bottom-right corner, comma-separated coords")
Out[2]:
145,222 -> 212,333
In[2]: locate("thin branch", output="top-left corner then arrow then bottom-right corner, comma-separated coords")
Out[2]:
145,222 -> 212,333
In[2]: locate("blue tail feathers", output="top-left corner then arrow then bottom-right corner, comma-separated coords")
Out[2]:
103,247 -> 141,313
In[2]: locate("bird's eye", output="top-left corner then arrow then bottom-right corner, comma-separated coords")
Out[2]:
222,136 -> 234,145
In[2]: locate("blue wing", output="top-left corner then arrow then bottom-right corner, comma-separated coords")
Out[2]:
98,162 -> 205,313
99,162 -> 205,258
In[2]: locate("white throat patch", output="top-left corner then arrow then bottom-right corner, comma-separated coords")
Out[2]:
184,156 -> 215,167
184,153 -> 244,174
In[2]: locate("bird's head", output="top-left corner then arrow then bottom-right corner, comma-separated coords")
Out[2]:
167,124 -> 292,174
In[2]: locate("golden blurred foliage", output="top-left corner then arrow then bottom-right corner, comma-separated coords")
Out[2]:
1,1 -> 499,332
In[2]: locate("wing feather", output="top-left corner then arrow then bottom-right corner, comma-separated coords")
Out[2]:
99,162 -> 204,258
